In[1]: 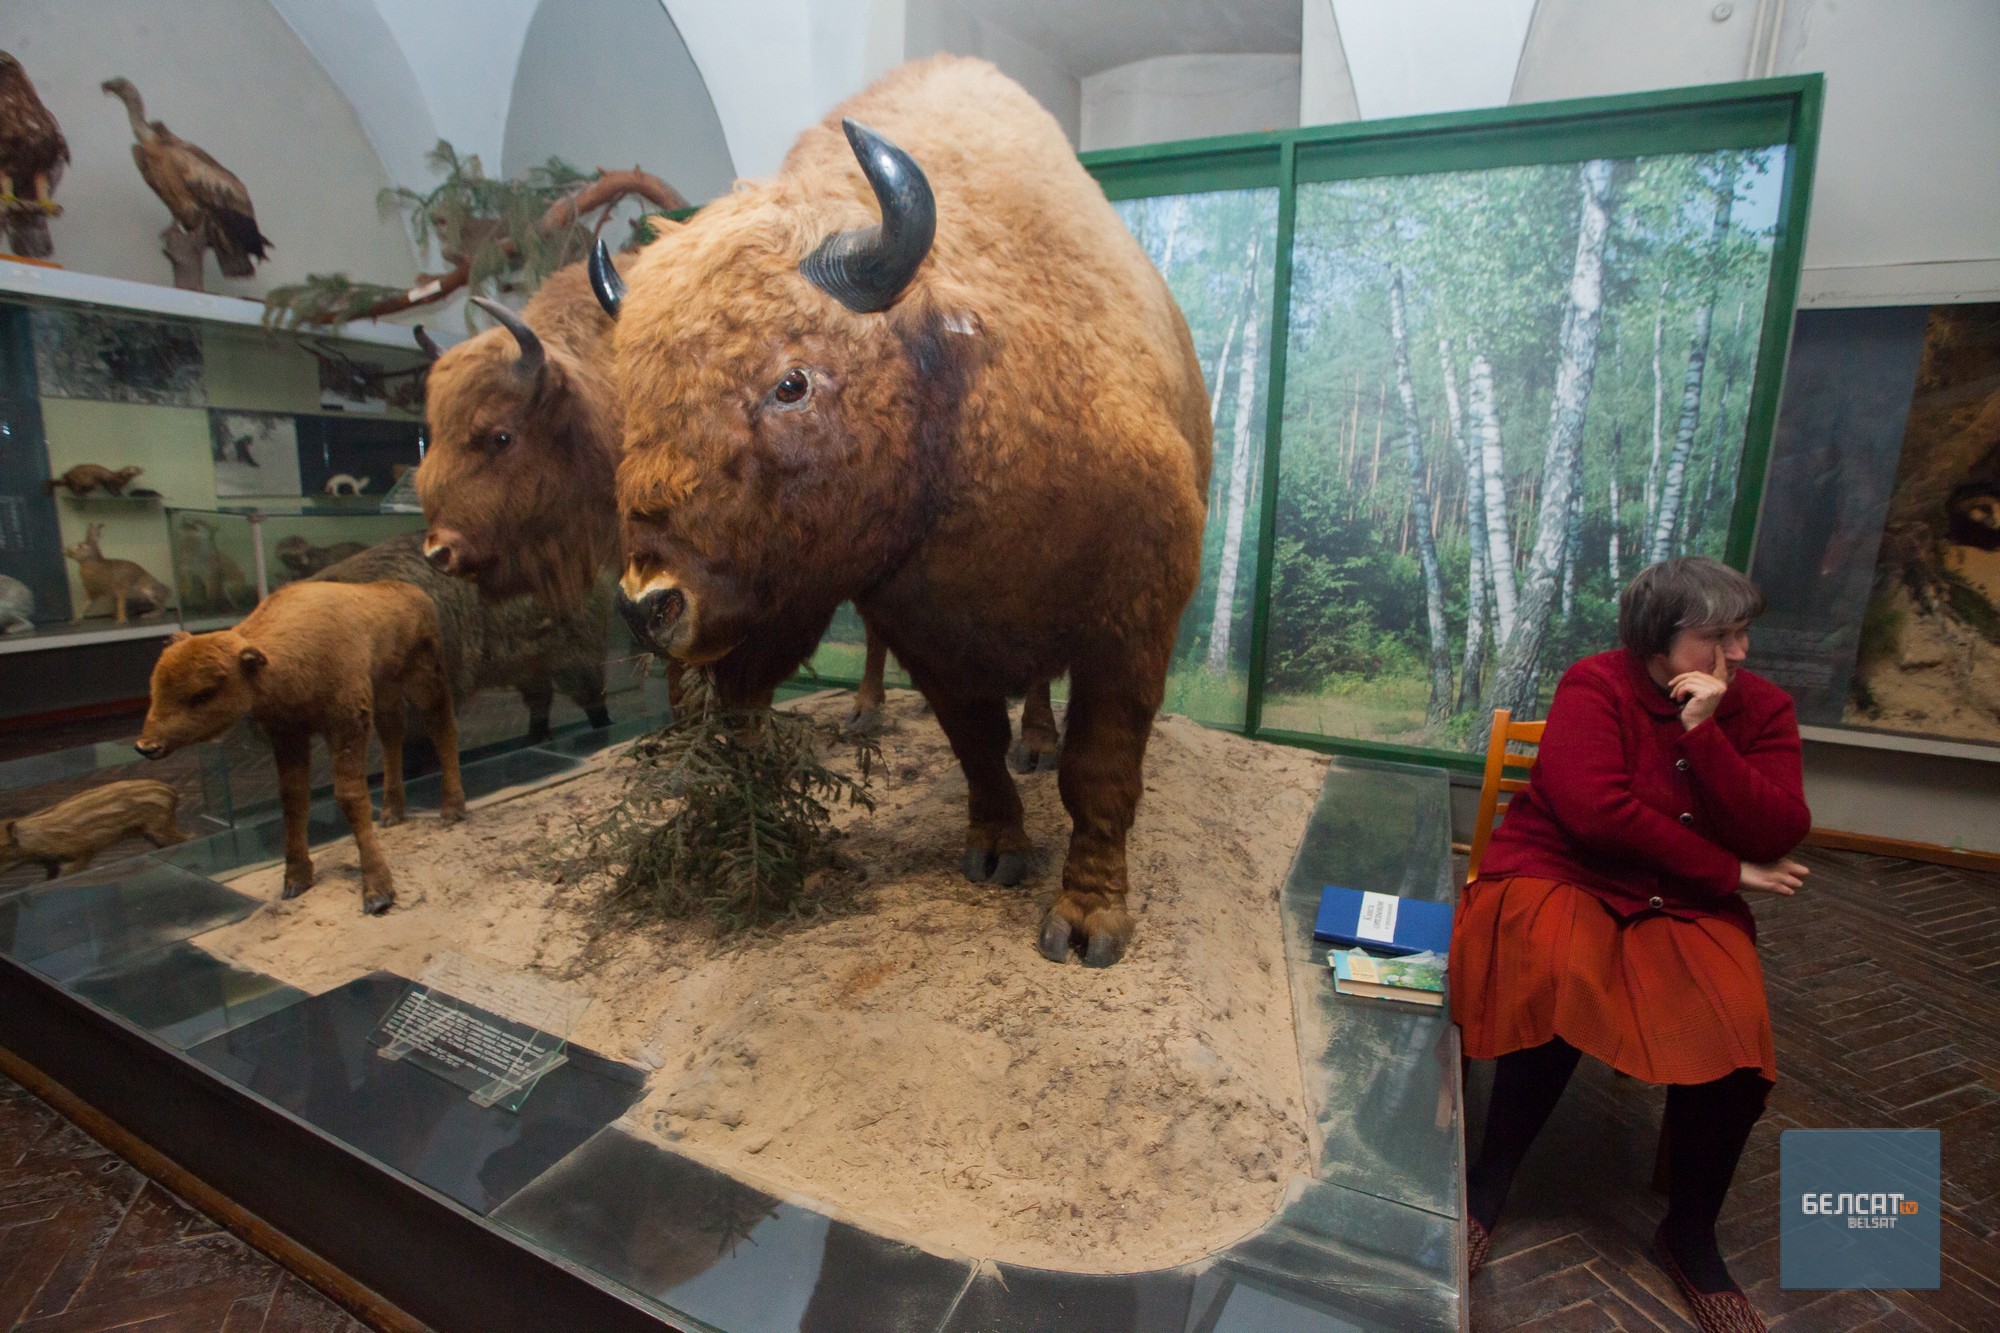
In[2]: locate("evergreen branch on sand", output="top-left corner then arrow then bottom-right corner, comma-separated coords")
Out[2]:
555,672 -> 879,935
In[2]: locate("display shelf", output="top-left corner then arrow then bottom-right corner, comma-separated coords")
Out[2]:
0,258 -> 460,352
1798,724 -> 2000,765
0,617 -> 184,656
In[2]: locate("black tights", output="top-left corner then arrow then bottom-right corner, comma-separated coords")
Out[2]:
1468,1037 -> 1769,1294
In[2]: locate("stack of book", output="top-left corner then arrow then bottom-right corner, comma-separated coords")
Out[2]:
1327,948 -> 1445,1007
1314,884 -> 1453,1007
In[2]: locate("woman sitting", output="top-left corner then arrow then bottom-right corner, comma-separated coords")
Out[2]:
1451,556 -> 1811,1333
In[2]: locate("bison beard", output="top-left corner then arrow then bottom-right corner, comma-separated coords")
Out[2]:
611,57 -> 1212,967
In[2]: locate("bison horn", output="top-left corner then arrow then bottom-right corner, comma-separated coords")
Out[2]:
412,324 -> 443,362
589,239 -> 624,320
469,297 -> 545,382
800,119 -> 935,314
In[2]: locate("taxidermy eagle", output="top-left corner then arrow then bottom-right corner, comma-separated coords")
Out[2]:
102,76 -> 271,278
0,51 -> 69,259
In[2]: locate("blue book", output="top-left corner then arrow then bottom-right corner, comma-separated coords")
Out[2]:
1313,885 -> 1454,957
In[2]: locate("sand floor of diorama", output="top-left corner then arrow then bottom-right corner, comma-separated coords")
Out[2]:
196,689 -> 1329,1272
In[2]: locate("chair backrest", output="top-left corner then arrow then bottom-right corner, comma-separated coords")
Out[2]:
1466,708 -> 1545,885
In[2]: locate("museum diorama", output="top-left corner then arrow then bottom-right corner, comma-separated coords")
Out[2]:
0,4 -> 1994,1332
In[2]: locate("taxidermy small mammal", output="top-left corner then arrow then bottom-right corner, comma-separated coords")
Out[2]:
174,515 -> 254,612
64,522 -> 170,623
0,573 -> 33,633
135,579 -> 465,915
323,473 -> 369,497
44,463 -> 143,497
274,535 -> 368,580
0,779 -> 188,880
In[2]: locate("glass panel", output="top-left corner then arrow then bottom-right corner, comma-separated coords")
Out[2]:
188,972 -> 643,1215
68,940 -> 306,1050
1115,188 -> 1281,729
493,1126 -> 977,1333
1269,147 -> 1788,749
0,859 -> 260,982
1835,303 -> 2000,745
1278,759 -> 1461,1217
1748,306 -> 1929,724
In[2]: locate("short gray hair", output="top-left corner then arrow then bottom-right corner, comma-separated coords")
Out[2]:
1618,557 -> 1765,657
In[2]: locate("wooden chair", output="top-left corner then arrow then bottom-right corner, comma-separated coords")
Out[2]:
1466,708 -> 1543,886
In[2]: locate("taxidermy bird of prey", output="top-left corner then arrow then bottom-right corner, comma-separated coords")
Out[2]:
0,51 -> 70,259
102,76 -> 271,277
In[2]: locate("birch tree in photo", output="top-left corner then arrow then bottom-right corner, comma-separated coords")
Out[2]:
1467,341 -> 1516,642
1389,266 -> 1453,723
1607,426 -> 1624,584
1644,283 -> 1668,526
1647,161 -> 1738,564
1442,336 -> 1490,711
1560,453 -> 1584,623
1206,231 -> 1263,676
1487,158 -> 1620,717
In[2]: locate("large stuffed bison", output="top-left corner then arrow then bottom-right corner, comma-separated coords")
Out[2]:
604,57 -> 1211,966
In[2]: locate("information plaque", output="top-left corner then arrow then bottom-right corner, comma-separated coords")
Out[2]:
370,952 -> 591,1111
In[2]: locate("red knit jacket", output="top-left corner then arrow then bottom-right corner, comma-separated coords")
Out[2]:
1478,649 -> 1812,941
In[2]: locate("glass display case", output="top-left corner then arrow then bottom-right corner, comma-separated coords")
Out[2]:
164,501 -> 424,626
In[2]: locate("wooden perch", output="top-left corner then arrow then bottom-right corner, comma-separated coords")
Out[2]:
306,168 -> 688,326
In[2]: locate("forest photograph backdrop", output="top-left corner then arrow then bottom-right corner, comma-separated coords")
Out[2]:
1265,146 -> 1787,750
807,142 -> 1797,760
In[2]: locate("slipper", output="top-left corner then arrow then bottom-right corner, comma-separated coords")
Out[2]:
1653,1223 -> 1766,1333
1468,1214 -> 1493,1277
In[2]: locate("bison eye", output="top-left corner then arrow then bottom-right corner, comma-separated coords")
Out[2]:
188,686 -> 218,706
772,368 -> 811,406
491,430 -> 513,449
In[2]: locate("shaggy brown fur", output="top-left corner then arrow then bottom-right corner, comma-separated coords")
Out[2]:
414,256 -> 631,609
136,580 -> 464,915
1,779 -> 186,879
613,57 -> 1210,966
44,464 -> 143,497
274,535 -> 368,581
64,523 -> 170,623
312,533 -> 612,741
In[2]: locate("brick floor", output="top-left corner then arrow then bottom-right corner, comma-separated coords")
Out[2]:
0,1075 -> 368,1332
1468,847 -> 2000,1331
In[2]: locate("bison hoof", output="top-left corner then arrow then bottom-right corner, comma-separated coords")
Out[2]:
1037,913 -> 1073,964
845,707 -> 883,737
362,888 -> 395,915
1038,896 -> 1134,967
439,804 -> 466,827
961,847 -> 1027,887
379,807 -> 405,829
1009,736 -> 1061,774
281,866 -> 314,899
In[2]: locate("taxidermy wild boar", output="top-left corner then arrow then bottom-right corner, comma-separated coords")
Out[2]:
1,779 -> 188,879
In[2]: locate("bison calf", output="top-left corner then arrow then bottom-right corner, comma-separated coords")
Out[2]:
1,779 -> 188,879
135,580 -> 464,914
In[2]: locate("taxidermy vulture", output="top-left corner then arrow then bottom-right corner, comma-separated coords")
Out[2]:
102,76 -> 271,277
0,51 -> 69,258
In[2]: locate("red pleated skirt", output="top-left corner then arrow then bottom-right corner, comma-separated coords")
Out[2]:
1450,875 -> 1776,1085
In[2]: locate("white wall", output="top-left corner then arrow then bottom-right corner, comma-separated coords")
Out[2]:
1081,54 -> 1301,153
1,0 -> 417,297
905,0 -> 1080,144
503,0 -> 736,204
1298,0 -> 1360,128
1329,0 -> 1537,120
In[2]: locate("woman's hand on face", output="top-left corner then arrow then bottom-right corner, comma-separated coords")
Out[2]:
1670,644 -> 1731,730
1739,857 -> 1809,896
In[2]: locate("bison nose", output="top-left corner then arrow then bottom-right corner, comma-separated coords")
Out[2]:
616,585 -> 687,651
134,739 -> 164,760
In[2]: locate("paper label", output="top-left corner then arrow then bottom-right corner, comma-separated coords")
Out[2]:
1355,891 -> 1400,944
1345,952 -> 1382,983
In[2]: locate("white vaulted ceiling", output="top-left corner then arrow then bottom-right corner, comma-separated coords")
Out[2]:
956,0 -> 1302,76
